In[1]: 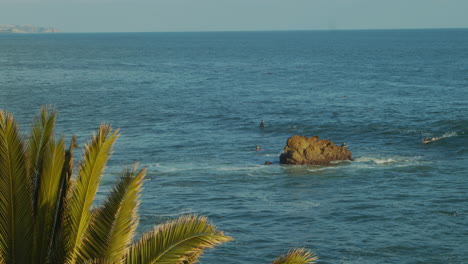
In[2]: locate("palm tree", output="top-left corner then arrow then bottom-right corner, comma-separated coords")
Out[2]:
0,107 -> 316,264
0,107 -> 232,264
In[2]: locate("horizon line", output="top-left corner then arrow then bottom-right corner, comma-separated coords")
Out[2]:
52,26 -> 468,34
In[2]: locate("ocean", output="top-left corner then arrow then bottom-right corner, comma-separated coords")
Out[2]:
0,29 -> 467,263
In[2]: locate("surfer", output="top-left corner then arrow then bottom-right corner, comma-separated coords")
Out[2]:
255,145 -> 263,151
259,120 -> 264,128
341,142 -> 347,148
422,137 -> 440,144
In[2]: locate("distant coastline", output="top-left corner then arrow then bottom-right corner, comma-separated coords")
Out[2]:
0,24 -> 60,33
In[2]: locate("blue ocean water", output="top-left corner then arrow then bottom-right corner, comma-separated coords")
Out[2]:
0,29 -> 467,263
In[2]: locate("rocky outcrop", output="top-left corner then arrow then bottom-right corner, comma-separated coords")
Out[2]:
279,135 -> 352,165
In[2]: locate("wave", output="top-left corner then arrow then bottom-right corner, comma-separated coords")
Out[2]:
355,157 -> 398,165
144,155 -> 431,175
440,131 -> 459,138
305,166 -> 342,172
421,131 -> 460,144
353,155 -> 429,168
143,162 -> 267,174
216,165 -> 264,171
257,153 -> 281,157
144,162 -> 201,173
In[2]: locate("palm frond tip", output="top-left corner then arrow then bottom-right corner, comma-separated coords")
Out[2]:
272,248 -> 317,264
124,215 -> 233,264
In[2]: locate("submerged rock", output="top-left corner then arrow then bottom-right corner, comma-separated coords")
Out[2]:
279,135 -> 352,165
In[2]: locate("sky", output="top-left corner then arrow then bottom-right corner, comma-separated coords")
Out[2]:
1,0 -> 468,33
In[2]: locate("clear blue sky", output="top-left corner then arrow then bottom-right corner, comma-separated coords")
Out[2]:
1,0 -> 468,33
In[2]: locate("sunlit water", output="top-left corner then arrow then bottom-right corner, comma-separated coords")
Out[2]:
1,29 -> 467,263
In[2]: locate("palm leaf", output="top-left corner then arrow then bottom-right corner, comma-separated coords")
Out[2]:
0,109 -> 234,264
0,111 -> 34,263
124,215 -> 233,264
63,124 -> 119,263
272,248 -> 317,264
50,135 -> 78,264
83,258 -> 115,264
80,165 -> 146,263
28,106 -> 57,214
26,106 -> 59,263
32,138 -> 65,264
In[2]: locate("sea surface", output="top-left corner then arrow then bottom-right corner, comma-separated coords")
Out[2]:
0,29 -> 467,263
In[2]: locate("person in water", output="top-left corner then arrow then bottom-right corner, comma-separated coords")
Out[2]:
259,120 -> 264,128
341,142 -> 347,148
422,137 -> 440,144
255,145 -> 263,151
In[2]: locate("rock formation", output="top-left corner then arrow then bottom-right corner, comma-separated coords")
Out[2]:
279,135 -> 352,165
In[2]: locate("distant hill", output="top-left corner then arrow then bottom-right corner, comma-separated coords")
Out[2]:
0,24 -> 60,33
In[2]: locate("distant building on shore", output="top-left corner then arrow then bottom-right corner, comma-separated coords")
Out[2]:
0,24 -> 60,33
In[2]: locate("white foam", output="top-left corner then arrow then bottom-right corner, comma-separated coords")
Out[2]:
441,131 -> 458,138
355,156 -> 400,164
260,153 -> 282,157
144,162 -> 267,174
373,158 -> 396,165
145,162 -> 199,173
353,155 -> 428,168
306,166 -> 338,172
216,166 -> 261,171
422,131 -> 459,142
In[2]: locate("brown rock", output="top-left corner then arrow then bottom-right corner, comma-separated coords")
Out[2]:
279,135 -> 352,165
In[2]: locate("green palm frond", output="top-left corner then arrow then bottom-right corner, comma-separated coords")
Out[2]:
32,138 -> 65,263
49,135 -> 78,264
124,215 -> 233,264
28,106 -> 57,213
181,249 -> 203,264
27,106 -> 61,264
272,248 -> 317,264
64,124 -> 119,263
83,258 -> 115,264
0,108 -> 267,264
0,111 -> 34,263
80,165 -> 146,263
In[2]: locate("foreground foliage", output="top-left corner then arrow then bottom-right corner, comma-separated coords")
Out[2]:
272,249 -> 317,264
0,107 -> 316,264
